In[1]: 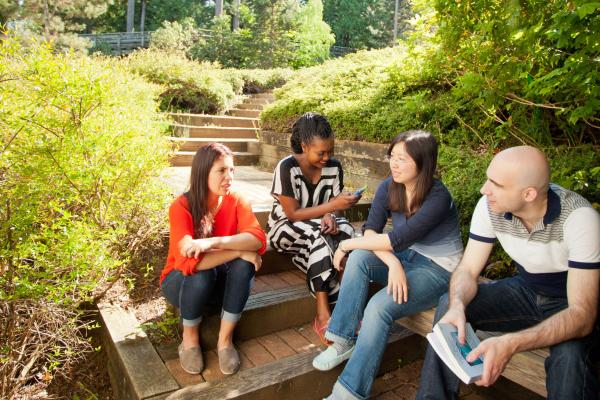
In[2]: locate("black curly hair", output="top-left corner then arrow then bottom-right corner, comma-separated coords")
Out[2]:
290,112 -> 333,154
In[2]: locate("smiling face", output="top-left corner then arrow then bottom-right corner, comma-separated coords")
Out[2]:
388,142 -> 418,187
207,155 -> 234,198
301,137 -> 335,169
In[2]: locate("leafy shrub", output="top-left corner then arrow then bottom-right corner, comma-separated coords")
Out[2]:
124,48 -> 240,113
0,37 -> 171,396
150,18 -> 199,54
262,1 -> 599,148
124,49 -> 294,113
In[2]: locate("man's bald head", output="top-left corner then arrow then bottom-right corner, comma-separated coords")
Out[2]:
490,146 -> 550,192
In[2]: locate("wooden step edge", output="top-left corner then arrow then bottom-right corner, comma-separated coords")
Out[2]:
199,284 -> 314,350
175,151 -> 258,156
165,324 -> 421,400
168,137 -> 260,142
167,112 -> 260,121
170,123 -> 259,130
98,303 -> 180,400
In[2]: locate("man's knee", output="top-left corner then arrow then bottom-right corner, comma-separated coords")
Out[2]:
547,338 -> 590,370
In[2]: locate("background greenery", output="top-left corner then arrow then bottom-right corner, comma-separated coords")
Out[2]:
0,36 -> 171,397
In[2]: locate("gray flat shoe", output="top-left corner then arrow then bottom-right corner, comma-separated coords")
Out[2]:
178,343 -> 203,374
218,346 -> 240,375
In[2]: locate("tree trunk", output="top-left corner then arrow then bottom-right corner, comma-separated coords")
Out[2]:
233,0 -> 240,30
126,0 -> 135,32
140,0 -> 146,45
215,0 -> 223,17
393,0 -> 399,43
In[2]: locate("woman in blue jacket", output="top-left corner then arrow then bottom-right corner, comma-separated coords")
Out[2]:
312,130 -> 464,400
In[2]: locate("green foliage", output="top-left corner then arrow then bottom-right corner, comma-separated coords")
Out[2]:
323,0 -> 413,48
0,36 -> 171,304
263,0 -> 599,148
5,0 -> 110,52
150,18 -> 199,54
188,0 -> 335,68
0,36 -> 171,392
92,0 -> 213,33
124,49 -> 293,113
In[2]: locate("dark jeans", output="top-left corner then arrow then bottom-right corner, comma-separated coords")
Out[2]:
416,275 -> 600,400
161,258 -> 255,326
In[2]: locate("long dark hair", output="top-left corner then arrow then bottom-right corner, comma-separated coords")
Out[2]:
290,112 -> 333,154
388,130 -> 438,216
186,143 -> 233,238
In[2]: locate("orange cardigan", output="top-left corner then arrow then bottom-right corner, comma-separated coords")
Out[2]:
160,192 -> 267,283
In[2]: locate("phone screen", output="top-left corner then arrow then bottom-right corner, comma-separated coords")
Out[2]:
354,185 -> 367,196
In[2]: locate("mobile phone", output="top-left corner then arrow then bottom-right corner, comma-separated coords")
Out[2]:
353,185 -> 367,196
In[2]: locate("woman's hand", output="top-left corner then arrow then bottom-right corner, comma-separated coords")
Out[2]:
387,261 -> 408,304
333,248 -> 346,271
179,236 -> 214,258
331,192 -> 359,211
332,240 -> 350,271
239,251 -> 262,271
320,213 -> 338,235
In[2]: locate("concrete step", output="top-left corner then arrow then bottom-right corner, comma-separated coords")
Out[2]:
169,113 -> 259,128
161,322 -> 421,400
237,102 -> 265,110
250,92 -> 275,100
243,97 -> 271,105
172,125 -> 258,139
228,109 -> 262,118
170,151 -> 259,167
169,137 -> 258,152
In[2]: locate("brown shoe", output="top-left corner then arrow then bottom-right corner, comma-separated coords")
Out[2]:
218,347 -> 240,375
178,343 -> 203,374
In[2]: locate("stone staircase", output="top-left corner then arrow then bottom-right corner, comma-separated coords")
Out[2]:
168,92 -> 275,167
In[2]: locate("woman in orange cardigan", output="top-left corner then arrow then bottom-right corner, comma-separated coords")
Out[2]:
160,143 -> 267,376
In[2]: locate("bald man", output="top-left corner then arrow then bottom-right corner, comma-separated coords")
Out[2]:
416,146 -> 600,400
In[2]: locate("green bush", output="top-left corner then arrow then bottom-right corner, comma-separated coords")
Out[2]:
262,1 -> 599,149
124,49 -> 294,113
0,36 -> 171,395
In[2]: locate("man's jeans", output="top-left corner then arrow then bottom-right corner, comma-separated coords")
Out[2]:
325,249 -> 452,400
416,275 -> 600,400
161,258 -> 255,326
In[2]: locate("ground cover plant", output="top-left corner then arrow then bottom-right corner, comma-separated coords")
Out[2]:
0,36 -> 172,398
124,48 -> 294,113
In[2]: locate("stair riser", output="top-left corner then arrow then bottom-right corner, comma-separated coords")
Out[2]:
171,115 -> 258,128
229,109 -> 261,118
250,93 -> 275,100
199,293 -> 314,351
170,154 -> 259,167
174,141 -> 248,152
244,98 -> 271,105
173,126 -> 258,139
237,103 -> 264,110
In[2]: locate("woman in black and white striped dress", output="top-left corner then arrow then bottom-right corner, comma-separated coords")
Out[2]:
267,113 -> 360,344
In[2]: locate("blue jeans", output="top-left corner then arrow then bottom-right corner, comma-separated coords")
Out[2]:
416,275 -> 600,400
161,258 -> 255,327
325,249 -> 452,400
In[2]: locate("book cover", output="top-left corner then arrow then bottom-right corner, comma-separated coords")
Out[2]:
427,322 -> 484,384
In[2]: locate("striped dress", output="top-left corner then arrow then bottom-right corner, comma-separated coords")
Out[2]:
267,155 -> 355,303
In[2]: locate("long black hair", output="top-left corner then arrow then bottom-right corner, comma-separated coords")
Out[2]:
387,130 -> 438,216
186,143 -> 233,238
290,112 -> 333,154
